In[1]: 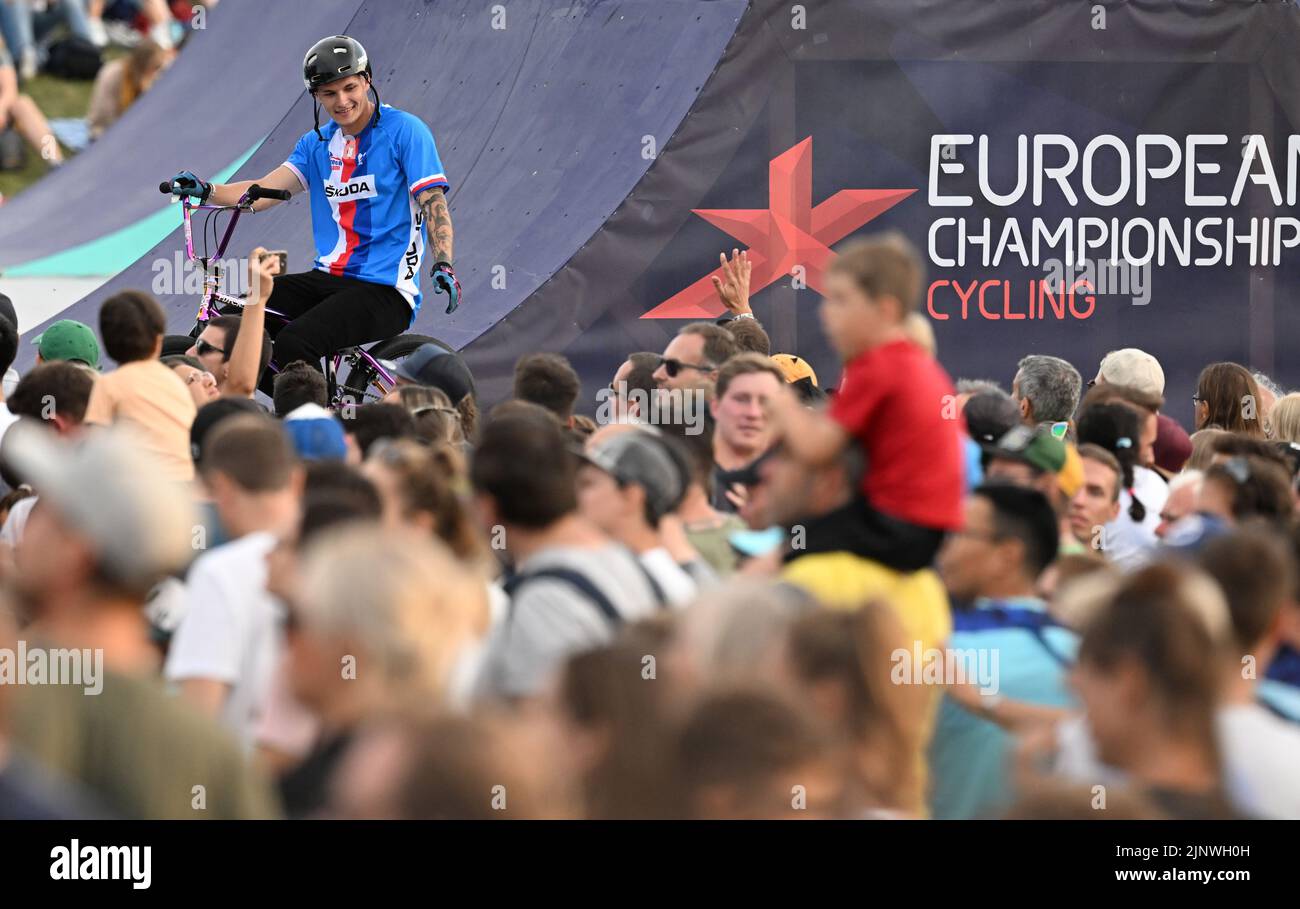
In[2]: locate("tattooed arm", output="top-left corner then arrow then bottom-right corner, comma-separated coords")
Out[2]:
419,186 -> 461,312
418,186 -> 454,265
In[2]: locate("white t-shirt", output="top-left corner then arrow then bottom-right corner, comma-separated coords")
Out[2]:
2,369 -> 18,399
1102,465 -> 1168,570
481,544 -> 658,698
1218,703 -> 1300,820
0,494 -> 37,548
165,531 -> 283,749
0,402 -> 18,448
639,547 -> 697,608
1053,702 -> 1300,819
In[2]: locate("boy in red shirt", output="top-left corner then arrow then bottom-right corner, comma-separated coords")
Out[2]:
768,232 -> 964,571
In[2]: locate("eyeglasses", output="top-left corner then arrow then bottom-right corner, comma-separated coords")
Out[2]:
657,357 -> 715,378
196,338 -> 225,357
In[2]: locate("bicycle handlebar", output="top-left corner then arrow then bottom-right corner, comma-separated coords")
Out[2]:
159,181 -> 291,202
247,184 -> 291,202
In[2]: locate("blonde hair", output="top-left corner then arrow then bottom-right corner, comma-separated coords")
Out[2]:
120,40 -> 168,110
297,525 -> 487,710
903,312 -> 936,357
1269,393 -> 1300,444
1187,428 -> 1227,472
785,602 -> 928,815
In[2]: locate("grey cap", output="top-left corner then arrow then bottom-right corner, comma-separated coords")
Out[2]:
582,427 -> 687,523
1,421 -> 200,590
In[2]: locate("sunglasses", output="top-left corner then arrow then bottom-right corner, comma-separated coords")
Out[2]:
657,357 -> 714,378
196,338 -> 226,357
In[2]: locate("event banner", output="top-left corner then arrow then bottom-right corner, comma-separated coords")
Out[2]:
479,0 -> 1300,421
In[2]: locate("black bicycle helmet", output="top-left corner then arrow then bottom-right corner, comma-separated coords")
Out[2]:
303,35 -> 380,139
303,35 -> 371,90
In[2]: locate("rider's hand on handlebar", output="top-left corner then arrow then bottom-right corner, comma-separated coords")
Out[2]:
431,261 -> 461,314
247,247 -> 282,305
168,170 -> 212,203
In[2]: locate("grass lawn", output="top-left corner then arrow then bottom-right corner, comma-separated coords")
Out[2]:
0,51 -> 123,202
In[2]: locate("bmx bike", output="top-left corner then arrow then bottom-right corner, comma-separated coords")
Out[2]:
157,179 -> 448,405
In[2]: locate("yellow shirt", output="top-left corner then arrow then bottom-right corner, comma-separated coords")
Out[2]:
85,360 -> 197,481
780,552 -> 952,814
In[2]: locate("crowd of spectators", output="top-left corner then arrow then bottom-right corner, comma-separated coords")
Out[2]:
0,229 -> 1297,820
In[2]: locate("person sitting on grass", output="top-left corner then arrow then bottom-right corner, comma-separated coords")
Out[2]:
0,37 -> 63,169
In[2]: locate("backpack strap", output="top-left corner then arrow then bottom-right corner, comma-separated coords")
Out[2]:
632,559 -> 669,610
503,567 -> 623,625
953,605 -> 1073,668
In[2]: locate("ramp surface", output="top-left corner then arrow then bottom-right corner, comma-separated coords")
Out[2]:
0,0 -> 363,270
19,0 -> 745,377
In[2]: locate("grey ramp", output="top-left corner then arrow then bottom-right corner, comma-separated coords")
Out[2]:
28,0 -> 745,372
0,0 -> 364,269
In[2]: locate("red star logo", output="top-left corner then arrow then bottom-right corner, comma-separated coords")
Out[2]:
642,137 -> 915,319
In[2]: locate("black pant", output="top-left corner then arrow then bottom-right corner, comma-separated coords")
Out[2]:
264,269 -> 412,376
784,496 -> 948,573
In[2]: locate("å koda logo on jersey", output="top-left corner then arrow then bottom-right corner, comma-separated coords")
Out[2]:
403,238 -> 420,280
324,174 -> 378,200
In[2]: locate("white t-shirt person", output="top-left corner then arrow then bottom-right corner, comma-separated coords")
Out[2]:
1101,464 -> 1168,570
1053,705 -> 1300,819
638,547 -> 697,608
165,532 -> 283,749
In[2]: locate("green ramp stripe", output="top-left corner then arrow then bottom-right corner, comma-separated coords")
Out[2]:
7,141 -> 264,278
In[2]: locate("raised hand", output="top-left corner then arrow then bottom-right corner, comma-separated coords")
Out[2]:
246,247 -> 281,305
710,248 -> 752,315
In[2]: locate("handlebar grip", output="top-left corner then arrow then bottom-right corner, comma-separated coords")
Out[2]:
247,184 -> 291,202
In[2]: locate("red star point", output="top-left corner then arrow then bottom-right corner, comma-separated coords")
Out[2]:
643,137 -> 915,319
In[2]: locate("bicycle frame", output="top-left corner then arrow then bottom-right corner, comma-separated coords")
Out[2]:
176,193 -> 400,400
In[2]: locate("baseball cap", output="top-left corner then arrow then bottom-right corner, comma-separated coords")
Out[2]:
983,425 -> 1067,475
32,319 -> 101,369
1057,443 -> 1085,498
1096,348 -> 1164,397
0,421 -> 199,591
1153,413 -> 1192,473
283,403 -> 347,461
384,343 -> 475,404
770,353 -> 817,386
963,391 -> 1020,444
580,427 -> 687,523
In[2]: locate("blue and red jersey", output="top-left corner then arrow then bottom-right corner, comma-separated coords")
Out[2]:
283,105 -> 449,314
